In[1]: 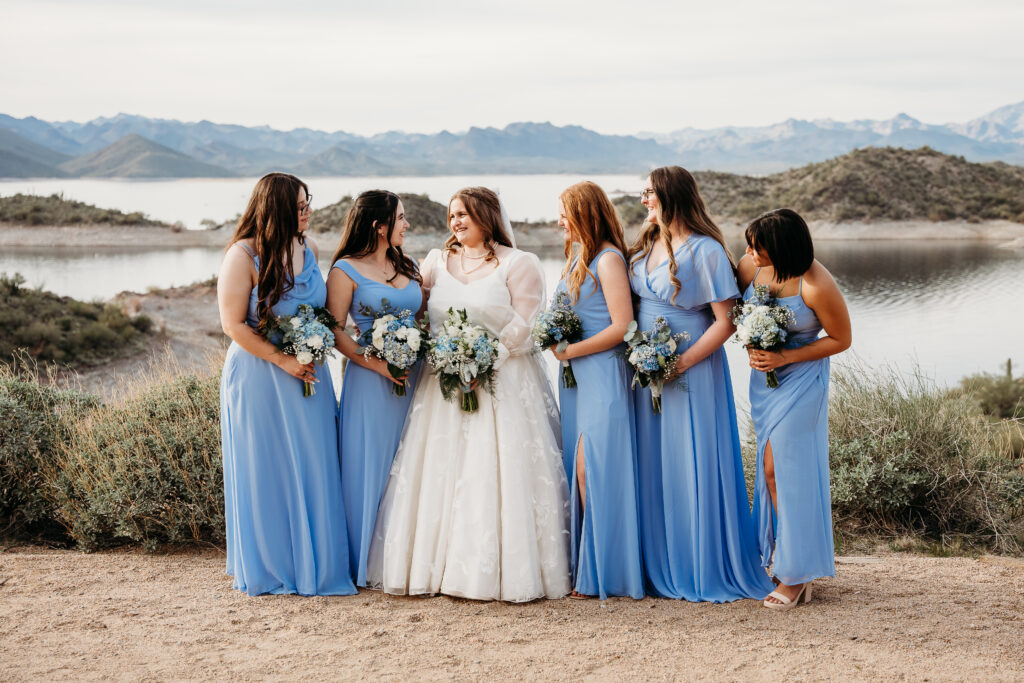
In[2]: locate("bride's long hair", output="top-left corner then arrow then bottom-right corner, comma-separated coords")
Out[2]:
443,187 -> 514,265
628,166 -> 734,303
559,181 -> 628,303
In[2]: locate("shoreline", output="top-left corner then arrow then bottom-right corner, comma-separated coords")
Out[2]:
3,219 -> 1024,251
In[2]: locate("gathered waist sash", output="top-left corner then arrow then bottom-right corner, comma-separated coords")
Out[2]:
637,299 -> 712,327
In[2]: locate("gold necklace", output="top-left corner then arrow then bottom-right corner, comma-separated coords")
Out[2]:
459,247 -> 492,274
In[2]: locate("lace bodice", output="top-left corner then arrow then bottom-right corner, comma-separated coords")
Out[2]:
421,248 -> 546,363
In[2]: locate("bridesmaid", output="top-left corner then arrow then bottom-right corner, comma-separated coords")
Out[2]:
738,208 -> 851,609
325,190 -> 423,588
218,172 -> 356,596
628,166 -> 774,602
549,181 -> 644,600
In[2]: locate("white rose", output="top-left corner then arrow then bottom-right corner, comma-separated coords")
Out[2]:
290,317 -> 302,328
666,338 -> 677,353
296,351 -> 313,365
407,335 -> 420,352
307,335 -> 324,349
372,330 -> 385,350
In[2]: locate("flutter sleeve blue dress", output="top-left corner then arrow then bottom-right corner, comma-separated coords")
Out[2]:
745,271 -> 835,586
333,260 -> 423,587
555,248 -> 644,600
220,243 -> 356,596
628,235 -> 774,602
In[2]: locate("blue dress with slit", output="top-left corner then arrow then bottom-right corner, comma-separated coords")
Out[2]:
221,242 -> 356,596
556,248 -> 644,600
745,270 -> 835,586
628,235 -> 773,602
333,260 -> 423,587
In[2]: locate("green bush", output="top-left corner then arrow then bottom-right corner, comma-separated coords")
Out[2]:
47,371 -> 224,551
829,362 -> 1024,554
0,362 -> 99,539
0,273 -> 153,367
0,193 -> 167,227
960,359 -> 1024,420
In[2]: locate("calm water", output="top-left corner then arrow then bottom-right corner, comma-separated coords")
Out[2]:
2,239 -> 1022,398
0,174 -> 644,226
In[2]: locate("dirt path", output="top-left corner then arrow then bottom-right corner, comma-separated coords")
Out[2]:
1,548 -> 1021,681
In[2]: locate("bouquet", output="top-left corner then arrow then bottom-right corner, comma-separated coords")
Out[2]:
261,303 -> 337,397
532,290 -> 584,388
729,283 -> 797,388
623,317 -> 691,414
355,298 -> 426,397
427,307 -> 500,412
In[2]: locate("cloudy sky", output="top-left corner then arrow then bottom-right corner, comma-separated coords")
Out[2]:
3,0 -> 1022,135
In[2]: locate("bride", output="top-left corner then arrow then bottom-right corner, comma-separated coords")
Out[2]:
366,186 -> 571,602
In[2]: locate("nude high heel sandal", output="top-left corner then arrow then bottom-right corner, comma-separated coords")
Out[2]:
763,582 -> 812,610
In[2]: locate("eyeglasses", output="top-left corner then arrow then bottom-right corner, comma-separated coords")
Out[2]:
298,195 -> 313,214
641,188 -> 656,200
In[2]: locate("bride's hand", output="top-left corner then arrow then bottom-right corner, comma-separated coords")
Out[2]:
365,355 -> 408,386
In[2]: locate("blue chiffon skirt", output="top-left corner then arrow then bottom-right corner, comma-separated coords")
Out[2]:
221,344 -> 356,596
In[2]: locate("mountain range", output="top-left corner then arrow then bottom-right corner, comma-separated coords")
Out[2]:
1,101 -> 1023,178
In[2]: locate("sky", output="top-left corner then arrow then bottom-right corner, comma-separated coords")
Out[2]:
3,0 -> 1023,136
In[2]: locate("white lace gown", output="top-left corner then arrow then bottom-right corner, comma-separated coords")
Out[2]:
366,248 -> 571,602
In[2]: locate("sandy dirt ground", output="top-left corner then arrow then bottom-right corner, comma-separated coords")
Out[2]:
0,547 -> 1022,681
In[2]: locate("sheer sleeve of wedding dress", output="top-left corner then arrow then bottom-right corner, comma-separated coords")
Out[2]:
495,251 -> 545,365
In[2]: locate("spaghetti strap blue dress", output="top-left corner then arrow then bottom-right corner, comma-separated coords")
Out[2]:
221,243 -> 356,596
628,235 -> 773,602
745,271 -> 835,586
555,248 -> 644,600
333,260 -> 423,587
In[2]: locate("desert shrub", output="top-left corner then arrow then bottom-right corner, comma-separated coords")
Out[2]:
48,371 -> 224,551
0,361 -> 99,539
960,359 -> 1024,420
0,193 -> 167,227
829,362 -> 1024,554
0,273 -> 152,366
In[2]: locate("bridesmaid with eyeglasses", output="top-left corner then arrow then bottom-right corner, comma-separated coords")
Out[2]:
628,166 -> 773,603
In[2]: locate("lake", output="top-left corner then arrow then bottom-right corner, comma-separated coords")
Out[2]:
3,176 -> 1022,398
3,238 -> 1021,402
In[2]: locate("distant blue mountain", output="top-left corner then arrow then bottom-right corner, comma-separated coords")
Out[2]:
1,102 -> 1022,178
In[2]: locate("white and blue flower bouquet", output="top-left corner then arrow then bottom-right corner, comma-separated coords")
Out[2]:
262,303 -> 337,398
729,283 -> 796,388
427,307 -> 500,412
356,298 -> 426,397
531,290 -> 584,388
623,316 -> 691,414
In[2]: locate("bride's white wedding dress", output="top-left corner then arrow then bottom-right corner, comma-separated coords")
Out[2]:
366,247 -> 571,602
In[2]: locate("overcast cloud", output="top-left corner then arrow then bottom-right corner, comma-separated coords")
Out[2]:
3,0 -> 1022,134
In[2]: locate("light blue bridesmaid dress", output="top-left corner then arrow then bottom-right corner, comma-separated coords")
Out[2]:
221,243 -> 356,596
629,235 -> 774,602
555,248 -> 644,600
746,270 -> 835,586
333,260 -> 423,587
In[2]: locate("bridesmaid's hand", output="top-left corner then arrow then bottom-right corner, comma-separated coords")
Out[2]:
551,343 -> 574,362
665,356 -> 690,382
277,355 -> 318,383
366,355 -> 407,386
748,348 -> 787,372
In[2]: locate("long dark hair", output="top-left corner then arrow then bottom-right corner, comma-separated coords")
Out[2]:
331,190 -> 421,284
559,181 -> 628,303
443,187 -> 514,265
229,172 -> 307,332
628,165 -> 734,303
